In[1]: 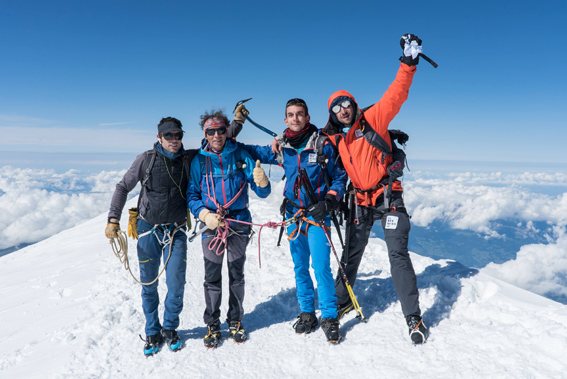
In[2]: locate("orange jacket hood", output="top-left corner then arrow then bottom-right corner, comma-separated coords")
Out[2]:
325,90 -> 362,134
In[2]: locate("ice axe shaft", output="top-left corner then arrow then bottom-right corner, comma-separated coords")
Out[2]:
244,115 -> 277,137
298,168 -> 367,323
418,53 -> 438,68
234,98 -> 278,137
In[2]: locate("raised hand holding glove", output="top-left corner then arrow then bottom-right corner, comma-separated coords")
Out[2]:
387,160 -> 404,180
127,207 -> 139,239
234,104 -> 249,124
399,33 -> 423,66
253,160 -> 269,188
105,218 -> 120,239
199,209 -> 224,230
307,194 -> 340,221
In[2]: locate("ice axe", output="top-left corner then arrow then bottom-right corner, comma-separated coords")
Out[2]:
233,98 -> 278,138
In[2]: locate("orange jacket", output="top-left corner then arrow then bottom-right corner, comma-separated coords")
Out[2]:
323,63 -> 416,207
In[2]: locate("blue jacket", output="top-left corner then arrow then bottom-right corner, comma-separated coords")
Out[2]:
239,129 -> 347,214
187,139 -> 271,224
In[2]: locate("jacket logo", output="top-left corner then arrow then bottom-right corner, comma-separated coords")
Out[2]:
355,129 -> 364,138
308,153 -> 317,163
385,215 -> 399,229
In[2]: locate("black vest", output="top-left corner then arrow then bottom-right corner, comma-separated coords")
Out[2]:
140,150 -> 190,226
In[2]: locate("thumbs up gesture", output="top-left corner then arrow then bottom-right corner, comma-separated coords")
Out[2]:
253,160 -> 269,188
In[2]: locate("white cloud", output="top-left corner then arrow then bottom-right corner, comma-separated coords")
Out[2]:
403,172 -> 567,236
0,167 -> 132,250
483,227 -> 567,301
98,121 -> 136,126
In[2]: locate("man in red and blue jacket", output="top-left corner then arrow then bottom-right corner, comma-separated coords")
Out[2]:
187,109 -> 271,348
236,98 -> 347,344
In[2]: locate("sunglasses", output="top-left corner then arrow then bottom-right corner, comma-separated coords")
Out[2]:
332,100 -> 351,114
162,132 -> 183,141
205,127 -> 227,136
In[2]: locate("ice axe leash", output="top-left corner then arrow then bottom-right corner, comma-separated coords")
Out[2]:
298,168 -> 367,323
233,98 -> 278,137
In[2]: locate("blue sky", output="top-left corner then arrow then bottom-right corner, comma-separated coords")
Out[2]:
1,0 -> 566,166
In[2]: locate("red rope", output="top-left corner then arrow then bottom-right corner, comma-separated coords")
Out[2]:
224,219 -> 284,268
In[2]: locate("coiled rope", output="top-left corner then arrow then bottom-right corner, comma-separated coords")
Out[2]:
109,223 -> 185,285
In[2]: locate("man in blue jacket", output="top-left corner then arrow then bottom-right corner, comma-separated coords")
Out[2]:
187,109 -> 271,348
235,99 -> 347,344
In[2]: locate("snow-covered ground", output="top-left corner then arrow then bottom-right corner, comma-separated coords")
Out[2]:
1,184 -> 566,379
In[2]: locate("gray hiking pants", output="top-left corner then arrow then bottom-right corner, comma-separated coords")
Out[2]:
201,223 -> 250,325
334,196 -> 421,317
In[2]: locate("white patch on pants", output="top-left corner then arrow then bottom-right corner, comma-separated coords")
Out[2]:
385,215 -> 399,230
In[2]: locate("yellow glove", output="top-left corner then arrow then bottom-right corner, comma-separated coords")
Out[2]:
253,160 -> 269,188
105,218 -> 120,239
234,104 -> 249,124
199,209 -> 224,230
128,207 -> 139,239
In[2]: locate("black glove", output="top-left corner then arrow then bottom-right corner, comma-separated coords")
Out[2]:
399,33 -> 422,66
387,161 -> 404,180
389,129 -> 409,146
307,195 -> 339,221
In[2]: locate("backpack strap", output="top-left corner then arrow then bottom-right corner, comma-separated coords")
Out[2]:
137,149 -> 157,210
359,115 -> 392,164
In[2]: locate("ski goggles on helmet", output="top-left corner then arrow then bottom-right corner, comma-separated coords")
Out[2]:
332,100 -> 351,114
162,132 -> 183,141
205,126 -> 227,136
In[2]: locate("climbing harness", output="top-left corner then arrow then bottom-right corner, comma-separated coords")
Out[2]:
110,222 -> 186,286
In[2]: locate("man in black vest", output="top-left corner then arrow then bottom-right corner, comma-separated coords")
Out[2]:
105,117 -> 190,356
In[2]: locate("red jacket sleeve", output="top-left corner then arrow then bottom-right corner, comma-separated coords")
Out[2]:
363,63 -> 416,136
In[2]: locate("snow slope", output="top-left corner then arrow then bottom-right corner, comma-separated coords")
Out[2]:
1,184 -> 566,379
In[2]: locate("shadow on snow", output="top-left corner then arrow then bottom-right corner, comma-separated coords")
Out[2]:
177,261 -> 478,343
340,261 -> 478,336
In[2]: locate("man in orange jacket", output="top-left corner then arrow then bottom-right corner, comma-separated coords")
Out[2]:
322,34 -> 428,344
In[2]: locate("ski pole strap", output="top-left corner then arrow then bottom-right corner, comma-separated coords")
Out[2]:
418,53 -> 438,68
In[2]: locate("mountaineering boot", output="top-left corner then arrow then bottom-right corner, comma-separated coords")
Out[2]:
228,320 -> 247,343
337,300 -> 354,320
204,319 -> 221,348
141,333 -> 163,357
161,328 -> 182,352
293,312 -> 318,334
321,318 -> 341,344
406,315 -> 429,344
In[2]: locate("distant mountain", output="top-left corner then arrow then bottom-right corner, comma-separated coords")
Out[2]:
405,220 -> 550,268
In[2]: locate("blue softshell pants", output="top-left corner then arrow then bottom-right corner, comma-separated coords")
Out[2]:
287,214 -> 338,320
137,219 -> 187,336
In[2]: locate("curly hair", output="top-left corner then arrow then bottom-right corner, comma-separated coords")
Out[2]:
199,109 -> 229,130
